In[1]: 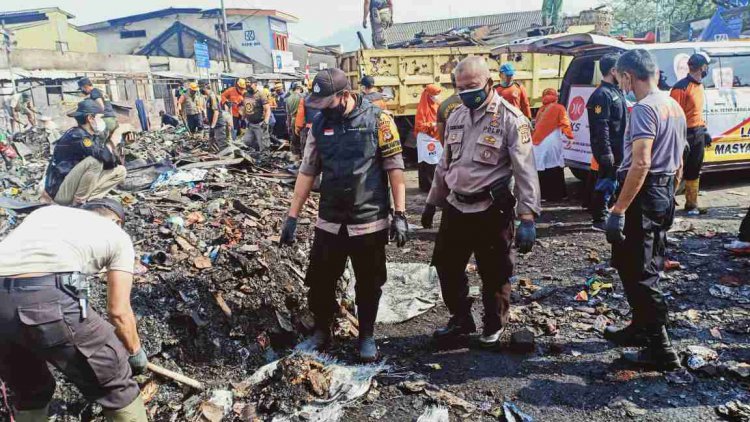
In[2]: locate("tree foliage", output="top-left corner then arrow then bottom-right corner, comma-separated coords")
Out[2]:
612,0 -> 717,35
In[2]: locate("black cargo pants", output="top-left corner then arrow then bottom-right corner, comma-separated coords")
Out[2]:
432,202 -> 515,333
612,175 -> 675,327
304,227 -> 388,336
0,280 -> 140,411
683,126 -> 707,181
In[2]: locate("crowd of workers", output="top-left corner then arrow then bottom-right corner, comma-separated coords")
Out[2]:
1,46 -> 750,421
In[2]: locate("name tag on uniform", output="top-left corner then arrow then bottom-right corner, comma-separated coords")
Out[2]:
324,129 -> 334,136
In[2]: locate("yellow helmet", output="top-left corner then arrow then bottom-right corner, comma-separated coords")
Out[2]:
189,82 -> 199,91
237,78 -> 247,88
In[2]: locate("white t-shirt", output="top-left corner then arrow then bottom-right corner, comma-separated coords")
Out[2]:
0,206 -> 135,276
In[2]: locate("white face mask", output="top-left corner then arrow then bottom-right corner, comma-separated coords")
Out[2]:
93,116 -> 107,134
430,95 -> 440,103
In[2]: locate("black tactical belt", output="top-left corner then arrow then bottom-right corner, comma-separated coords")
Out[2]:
453,191 -> 491,204
618,173 -> 674,186
453,177 -> 512,205
2,273 -> 72,289
687,126 -> 707,134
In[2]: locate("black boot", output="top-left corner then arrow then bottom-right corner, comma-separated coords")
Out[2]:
433,314 -> 477,339
297,324 -> 331,352
357,298 -> 380,362
603,323 -> 648,347
622,326 -> 682,371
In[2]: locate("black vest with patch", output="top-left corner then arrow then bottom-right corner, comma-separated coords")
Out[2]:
312,99 -> 389,225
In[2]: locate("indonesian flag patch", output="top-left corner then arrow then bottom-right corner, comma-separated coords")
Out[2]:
324,129 -> 334,136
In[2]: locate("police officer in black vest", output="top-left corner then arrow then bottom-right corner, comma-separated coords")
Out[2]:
587,53 -> 628,231
279,68 -> 408,362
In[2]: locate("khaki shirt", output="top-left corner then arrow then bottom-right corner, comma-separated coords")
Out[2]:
427,92 -> 541,216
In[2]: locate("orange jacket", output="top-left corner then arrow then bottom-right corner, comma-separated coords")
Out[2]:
415,84 -> 442,139
221,87 -> 245,118
495,82 -> 532,119
532,90 -> 573,145
670,75 -> 706,128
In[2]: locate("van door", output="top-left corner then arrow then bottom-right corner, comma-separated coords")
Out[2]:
494,34 -> 630,174
699,51 -> 750,171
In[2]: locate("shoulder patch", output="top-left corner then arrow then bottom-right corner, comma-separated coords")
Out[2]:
377,113 -> 402,158
82,138 -> 93,147
518,122 -> 532,144
594,105 -> 602,115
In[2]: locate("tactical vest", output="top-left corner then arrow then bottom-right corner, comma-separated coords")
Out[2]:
312,100 -> 390,225
183,93 -> 201,116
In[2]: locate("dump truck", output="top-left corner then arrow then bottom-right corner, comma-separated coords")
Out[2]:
339,46 -> 571,144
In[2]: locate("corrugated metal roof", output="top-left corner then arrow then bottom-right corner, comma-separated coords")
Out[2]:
385,10 -> 543,46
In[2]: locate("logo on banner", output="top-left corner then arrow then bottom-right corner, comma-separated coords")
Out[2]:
568,96 -> 586,121
427,142 -> 436,152
244,30 -> 256,41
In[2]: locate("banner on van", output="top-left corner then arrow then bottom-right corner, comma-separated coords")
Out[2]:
564,85 -> 596,166
704,87 -> 750,163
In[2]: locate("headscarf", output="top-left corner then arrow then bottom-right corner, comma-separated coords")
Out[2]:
532,88 -> 574,145
415,84 -> 442,138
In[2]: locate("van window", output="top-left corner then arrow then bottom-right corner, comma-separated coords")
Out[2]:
649,48 -> 696,89
560,55 -> 596,104
705,55 -> 750,88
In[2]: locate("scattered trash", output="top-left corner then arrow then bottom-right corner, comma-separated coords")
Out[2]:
398,380 -> 476,414
724,241 -> 750,255
502,401 -> 534,422
716,400 -> 750,421
416,406 -> 449,422
664,260 -> 682,271
665,368 -> 694,384
574,290 -> 589,302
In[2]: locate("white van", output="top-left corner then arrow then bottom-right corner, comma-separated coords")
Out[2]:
494,34 -> 750,180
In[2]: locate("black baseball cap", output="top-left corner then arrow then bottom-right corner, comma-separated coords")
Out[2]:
67,99 -> 103,117
688,53 -> 710,68
306,68 -> 351,109
361,75 -> 375,88
81,198 -> 126,222
77,77 -> 92,88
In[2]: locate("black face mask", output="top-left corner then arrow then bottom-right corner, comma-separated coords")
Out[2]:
701,70 -> 708,79
247,87 -> 255,95
458,80 -> 491,110
322,98 -> 347,122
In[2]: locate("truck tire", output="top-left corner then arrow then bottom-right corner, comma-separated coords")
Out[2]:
570,168 -> 589,181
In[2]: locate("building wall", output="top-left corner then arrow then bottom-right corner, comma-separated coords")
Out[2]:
13,11 -> 97,53
89,13 -> 288,70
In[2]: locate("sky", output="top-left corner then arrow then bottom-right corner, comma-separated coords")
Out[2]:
3,0 -> 603,50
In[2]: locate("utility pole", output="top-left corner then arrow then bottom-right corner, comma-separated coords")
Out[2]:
220,0 -> 232,73
1,23 -> 16,95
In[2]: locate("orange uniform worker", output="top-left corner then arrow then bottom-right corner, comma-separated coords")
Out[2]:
294,96 -> 321,152
670,53 -> 710,215
415,84 -> 443,192
495,63 -> 532,119
221,78 -> 247,139
532,88 -> 574,201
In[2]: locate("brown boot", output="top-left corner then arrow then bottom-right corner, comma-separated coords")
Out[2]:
684,179 -> 700,214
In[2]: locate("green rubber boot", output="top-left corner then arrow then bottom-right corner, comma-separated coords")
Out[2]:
14,404 -> 49,422
103,396 -> 149,422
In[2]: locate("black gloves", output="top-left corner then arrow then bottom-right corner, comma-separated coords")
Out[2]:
704,133 -> 713,148
280,216 -> 298,245
421,204 -> 436,229
128,348 -> 149,375
516,220 -> 536,254
390,211 -> 409,247
605,213 -> 625,244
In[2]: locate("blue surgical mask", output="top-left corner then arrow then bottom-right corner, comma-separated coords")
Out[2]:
458,81 -> 490,110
